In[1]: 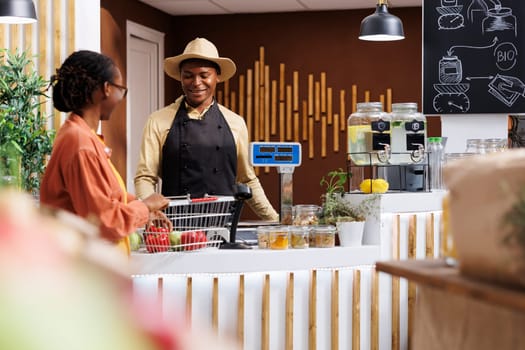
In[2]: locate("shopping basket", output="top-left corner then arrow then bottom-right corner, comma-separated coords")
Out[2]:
140,183 -> 254,253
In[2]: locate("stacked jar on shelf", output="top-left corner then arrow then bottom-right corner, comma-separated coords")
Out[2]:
256,205 -> 337,249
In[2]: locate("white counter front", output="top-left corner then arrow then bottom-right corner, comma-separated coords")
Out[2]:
130,192 -> 446,350
130,246 -> 381,275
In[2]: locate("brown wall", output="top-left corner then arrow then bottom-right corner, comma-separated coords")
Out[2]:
101,2 -> 431,220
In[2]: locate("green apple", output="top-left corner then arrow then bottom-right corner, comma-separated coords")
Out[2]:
129,231 -> 142,251
169,231 -> 182,251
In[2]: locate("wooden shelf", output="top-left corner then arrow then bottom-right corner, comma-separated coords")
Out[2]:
376,258 -> 525,312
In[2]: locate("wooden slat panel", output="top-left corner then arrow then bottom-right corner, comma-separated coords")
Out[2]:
279,63 -> 285,100
217,90 -> 223,105
53,0 -> 63,129
24,24 -> 33,52
327,87 -> 333,125
286,273 -> 294,350
371,269 -> 379,350
224,79 -> 230,108
186,276 -> 193,325
293,70 -> 299,111
352,270 -> 361,350
309,270 -> 317,350
408,215 -> 417,350
67,0 -> 75,53
308,74 -> 314,116
286,85 -> 292,141
333,113 -> 339,152
309,116 -> 314,159
321,72 -> 326,113
364,90 -> 370,102
0,24 -> 5,53
259,46 -> 265,82
262,274 -> 270,350
387,88 -> 393,113
302,100 -> 308,141
392,215 -> 401,350
264,65 -> 270,142
279,102 -> 285,142
321,115 -> 326,158
271,80 -> 277,135
38,0 -> 48,79
237,275 -> 245,346
314,81 -> 320,121
239,74 -> 245,117
246,69 -> 253,140
426,213 -> 435,258
294,112 -> 300,142
230,91 -> 236,114
331,270 -> 339,350
352,84 -> 357,114
380,94 -> 385,110
340,89 -> 346,131
212,277 -> 219,333
10,24 -> 19,51
254,61 -> 260,141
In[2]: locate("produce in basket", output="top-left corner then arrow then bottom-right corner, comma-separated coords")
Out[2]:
145,225 -> 170,253
181,230 -> 207,251
129,231 -> 142,251
169,231 -> 182,251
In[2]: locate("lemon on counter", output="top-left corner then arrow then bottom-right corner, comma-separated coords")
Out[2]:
359,179 -> 389,193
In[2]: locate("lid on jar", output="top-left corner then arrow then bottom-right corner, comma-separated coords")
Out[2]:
392,102 -> 418,112
356,102 -> 383,111
312,225 -> 336,233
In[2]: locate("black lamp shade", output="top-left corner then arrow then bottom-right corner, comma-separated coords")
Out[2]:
359,4 -> 404,41
0,0 -> 37,24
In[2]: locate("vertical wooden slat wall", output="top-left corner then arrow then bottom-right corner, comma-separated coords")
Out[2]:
1,0 -> 75,131
219,46 -> 395,159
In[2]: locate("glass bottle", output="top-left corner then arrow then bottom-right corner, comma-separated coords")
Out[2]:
390,102 -> 426,165
428,137 -> 444,190
465,138 -> 481,153
347,102 -> 391,166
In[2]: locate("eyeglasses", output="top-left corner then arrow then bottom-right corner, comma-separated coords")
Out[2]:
108,81 -> 128,98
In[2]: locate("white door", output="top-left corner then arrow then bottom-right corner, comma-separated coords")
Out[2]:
126,21 -> 164,194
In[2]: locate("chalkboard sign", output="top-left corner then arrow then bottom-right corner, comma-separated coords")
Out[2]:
423,0 -> 525,115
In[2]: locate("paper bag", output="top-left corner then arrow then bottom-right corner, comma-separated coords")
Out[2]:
444,149 -> 525,289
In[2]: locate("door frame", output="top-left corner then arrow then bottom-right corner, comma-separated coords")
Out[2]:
125,20 -> 165,193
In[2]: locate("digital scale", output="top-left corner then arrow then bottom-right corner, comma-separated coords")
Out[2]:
250,142 -> 302,224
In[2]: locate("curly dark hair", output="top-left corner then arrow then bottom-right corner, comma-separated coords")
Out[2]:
50,50 -> 117,114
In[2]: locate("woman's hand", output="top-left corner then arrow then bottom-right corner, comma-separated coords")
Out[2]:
141,193 -> 169,212
148,210 -> 173,232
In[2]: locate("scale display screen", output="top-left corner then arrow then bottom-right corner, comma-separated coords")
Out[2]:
250,142 -> 301,167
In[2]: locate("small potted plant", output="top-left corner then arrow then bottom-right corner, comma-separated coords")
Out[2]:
320,169 -> 377,246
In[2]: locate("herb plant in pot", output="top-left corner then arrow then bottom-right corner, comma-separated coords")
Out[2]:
0,50 -> 54,196
320,168 -> 369,246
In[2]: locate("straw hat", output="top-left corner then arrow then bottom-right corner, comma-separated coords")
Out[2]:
164,37 -> 237,81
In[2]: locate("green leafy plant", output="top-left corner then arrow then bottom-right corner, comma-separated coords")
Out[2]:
0,49 -> 54,194
319,168 -> 377,224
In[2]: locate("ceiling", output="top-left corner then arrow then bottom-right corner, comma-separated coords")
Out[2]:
138,0 -> 422,16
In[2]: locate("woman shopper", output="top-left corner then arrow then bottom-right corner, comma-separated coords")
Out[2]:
40,50 -> 171,255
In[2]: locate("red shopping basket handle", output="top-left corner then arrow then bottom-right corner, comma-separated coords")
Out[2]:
190,196 -> 219,203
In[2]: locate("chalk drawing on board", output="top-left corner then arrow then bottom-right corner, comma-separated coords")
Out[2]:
436,1 -> 464,30
494,41 -> 518,71
482,4 -> 517,37
488,74 -> 524,107
433,84 -> 471,113
467,0 -> 489,24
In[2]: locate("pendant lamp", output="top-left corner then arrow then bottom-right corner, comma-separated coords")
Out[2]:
359,0 -> 404,41
0,0 -> 37,24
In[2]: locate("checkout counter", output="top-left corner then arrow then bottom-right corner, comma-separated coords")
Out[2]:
130,191 -> 445,350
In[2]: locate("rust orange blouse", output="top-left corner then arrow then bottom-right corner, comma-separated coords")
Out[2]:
40,114 -> 149,244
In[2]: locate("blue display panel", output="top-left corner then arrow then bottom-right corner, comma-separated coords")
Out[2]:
249,142 -> 302,167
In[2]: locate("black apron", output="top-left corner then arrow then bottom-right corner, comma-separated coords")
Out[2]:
161,102 -> 237,197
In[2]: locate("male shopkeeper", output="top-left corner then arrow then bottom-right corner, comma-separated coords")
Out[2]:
134,38 -> 279,221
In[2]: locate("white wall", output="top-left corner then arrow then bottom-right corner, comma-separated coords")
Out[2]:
441,115 -> 508,153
